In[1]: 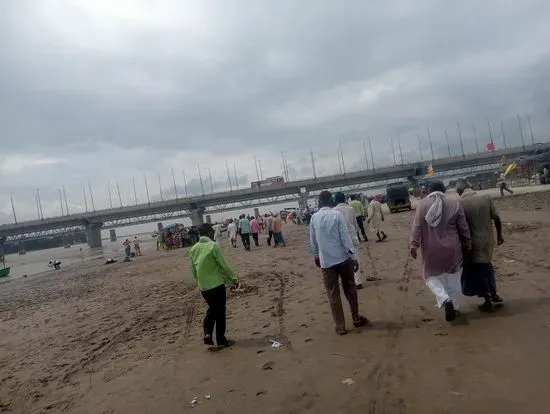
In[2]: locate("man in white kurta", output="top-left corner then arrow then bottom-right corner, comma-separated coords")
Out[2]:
333,192 -> 364,288
368,196 -> 387,242
213,223 -> 222,244
226,220 -> 237,248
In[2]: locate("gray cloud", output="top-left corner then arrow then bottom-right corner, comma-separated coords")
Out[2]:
1,0 -> 550,223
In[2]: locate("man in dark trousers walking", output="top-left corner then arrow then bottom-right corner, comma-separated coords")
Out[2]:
190,226 -> 238,348
310,190 -> 369,335
349,195 -> 368,242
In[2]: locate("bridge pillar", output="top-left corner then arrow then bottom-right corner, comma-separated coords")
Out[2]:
205,215 -> 212,224
86,223 -> 103,248
189,208 -> 205,227
109,229 -> 117,242
298,186 -> 309,212
254,208 -> 260,218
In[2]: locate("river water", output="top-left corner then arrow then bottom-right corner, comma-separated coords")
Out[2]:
1,235 -> 157,284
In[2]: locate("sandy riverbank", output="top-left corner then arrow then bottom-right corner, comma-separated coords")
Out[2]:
1,190 -> 549,413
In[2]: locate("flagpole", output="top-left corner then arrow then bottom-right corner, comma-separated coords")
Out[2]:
233,164 -> 239,190
444,129 -> 451,157
472,125 -> 480,153
310,150 -> 317,179
83,186 -> 88,212
500,121 -> 507,149
10,196 -> 17,224
363,141 -> 369,169
116,177 -> 123,207
107,182 -> 113,208
132,177 -> 138,205
457,120 -> 465,157
182,170 -> 189,196
427,125 -> 435,160
63,185 -> 69,215
171,168 -> 178,200
158,174 -> 164,201
517,114 -> 525,149
226,161 -> 233,191
197,164 -> 205,195
58,189 -> 64,216
88,181 -> 95,211
144,174 -> 151,204
417,135 -> 423,162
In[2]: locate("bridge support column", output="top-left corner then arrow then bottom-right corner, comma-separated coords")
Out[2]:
109,229 -> 117,242
298,187 -> 309,212
189,208 -> 205,227
205,215 -> 212,224
86,223 -> 103,248
254,208 -> 260,218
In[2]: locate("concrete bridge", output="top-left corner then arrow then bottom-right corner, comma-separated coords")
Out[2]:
0,143 -> 546,247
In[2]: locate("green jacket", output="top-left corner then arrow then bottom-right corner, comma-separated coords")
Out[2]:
190,237 -> 238,291
349,200 -> 365,217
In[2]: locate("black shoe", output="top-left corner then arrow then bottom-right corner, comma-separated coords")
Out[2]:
203,335 -> 214,346
491,294 -> 504,303
217,339 -> 235,348
356,284 -> 363,290
381,233 -> 388,241
478,301 -> 494,313
444,300 -> 456,322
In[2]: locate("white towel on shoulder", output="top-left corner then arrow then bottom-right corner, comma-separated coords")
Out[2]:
425,191 -> 445,227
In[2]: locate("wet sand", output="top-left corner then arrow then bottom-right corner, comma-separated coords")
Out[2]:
1,190 -> 549,413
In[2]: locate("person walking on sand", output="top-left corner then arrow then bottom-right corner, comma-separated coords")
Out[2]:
190,226 -> 238,348
349,195 -> 368,242
213,223 -> 222,244
499,171 -> 514,196
250,216 -> 260,246
333,192 -> 364,289
410,180 -> 471,322
457,179 -> 505,312
310,190 -> 369,335
238,215 -> 251,251
123,239 -> 132,259
227,219 -> 238,248
266,213 -> 274,246
272,213 -> 286,247
368,195 -> 387,242
133,236 -> 142,256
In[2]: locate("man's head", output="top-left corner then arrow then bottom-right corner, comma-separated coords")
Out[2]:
428,180 -> 446,194
198,223 -> 214,239
318,190 -> 333,208
455,178 -> 470,196
333,192 -> 346,204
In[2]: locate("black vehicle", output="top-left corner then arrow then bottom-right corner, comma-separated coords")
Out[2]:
386,184 -> 412,213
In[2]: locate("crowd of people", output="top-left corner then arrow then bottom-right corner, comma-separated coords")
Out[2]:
188,178 -> 507,348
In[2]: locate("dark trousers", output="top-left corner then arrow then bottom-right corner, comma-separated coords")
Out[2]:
201,284 -> 227,345
252,232 -> 259,246
321,259 -> 359,331
267,230 -> 274,246
500,182 -> 513,196
241,233 -> 251,250
356,216 -> 368,240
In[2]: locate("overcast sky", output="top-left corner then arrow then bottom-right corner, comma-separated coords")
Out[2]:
1,0 -> 550,223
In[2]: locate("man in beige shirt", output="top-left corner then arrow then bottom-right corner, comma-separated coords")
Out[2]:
457,179 -> 504,312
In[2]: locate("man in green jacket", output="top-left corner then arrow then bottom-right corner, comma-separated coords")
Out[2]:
190,226 -> 239,348
349,195 -> 368,242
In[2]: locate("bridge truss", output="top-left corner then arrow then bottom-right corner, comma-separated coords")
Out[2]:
4,163 -> 501,242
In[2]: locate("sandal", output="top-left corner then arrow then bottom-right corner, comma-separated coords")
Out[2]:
335,328 -> 348,335
353,316 -> 369,328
